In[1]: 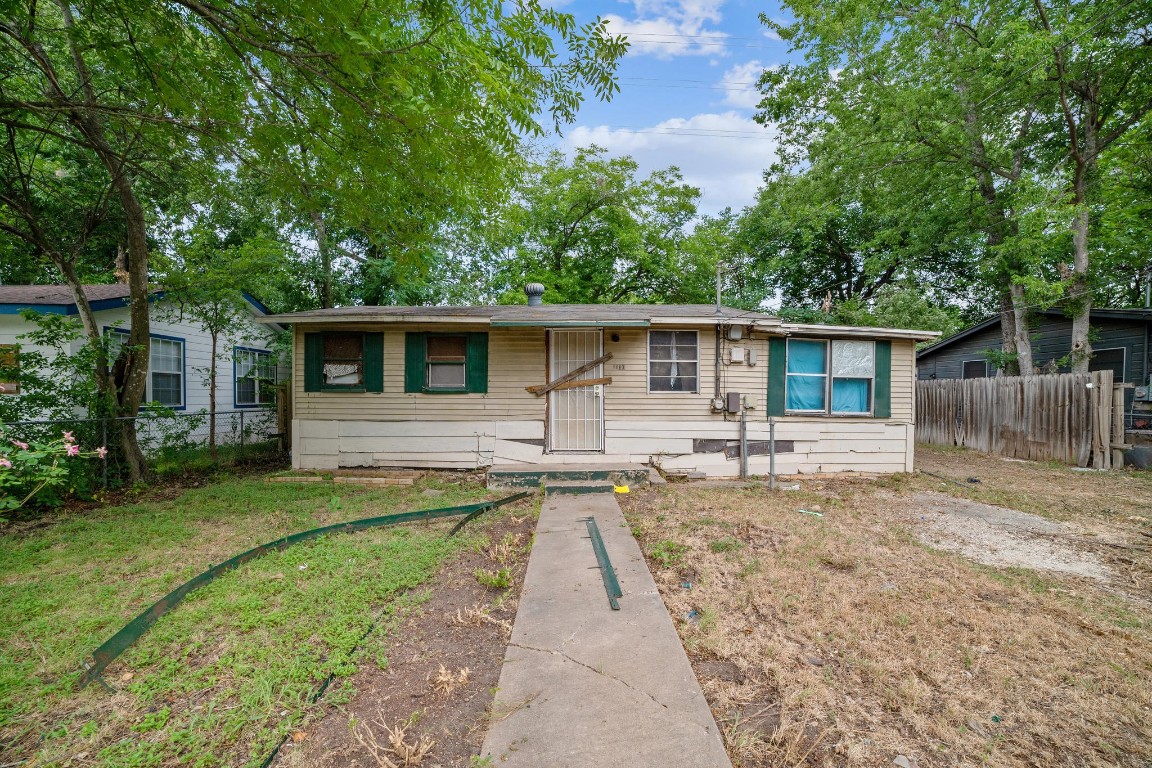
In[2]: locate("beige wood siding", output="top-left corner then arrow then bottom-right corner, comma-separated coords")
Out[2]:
293,324 -> 546,421
288,323 -> 919,475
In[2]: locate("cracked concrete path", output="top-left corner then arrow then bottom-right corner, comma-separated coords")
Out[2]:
480,492 -> 732,767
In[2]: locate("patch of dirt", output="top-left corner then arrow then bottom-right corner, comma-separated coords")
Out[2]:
620,471 -> 1152,768
274,510 -> 535,768
905,490 -> 1111,581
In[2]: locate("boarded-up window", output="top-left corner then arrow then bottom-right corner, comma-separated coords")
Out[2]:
0,344 -> 18,395
323,333 -> 364,388
962,360 -> 988,379
1089,348 -> 1125,382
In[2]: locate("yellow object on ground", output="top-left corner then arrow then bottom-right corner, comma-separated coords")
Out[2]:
614,485 -> 630,493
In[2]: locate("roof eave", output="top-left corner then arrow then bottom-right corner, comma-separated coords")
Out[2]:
257,314 -> 493,325
762,321 -> 940,341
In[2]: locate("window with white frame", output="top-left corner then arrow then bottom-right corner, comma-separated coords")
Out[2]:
648,330 -> 698,392
235,348 -> 276,405
108,330 -> 185,407
148,337 -> 184,407
786,338 -> 875,415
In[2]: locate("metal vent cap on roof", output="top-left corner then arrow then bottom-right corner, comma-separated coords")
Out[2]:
524,283 -> 546,306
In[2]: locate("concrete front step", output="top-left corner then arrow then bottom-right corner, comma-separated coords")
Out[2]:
488,463 -> 651,490
542,480 -> 618,496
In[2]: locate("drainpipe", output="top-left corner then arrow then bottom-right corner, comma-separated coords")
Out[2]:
714,323 -> 722,408
739,403 -> 749,480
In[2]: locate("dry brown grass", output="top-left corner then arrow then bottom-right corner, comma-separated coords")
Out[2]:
621,447 -> 1152,768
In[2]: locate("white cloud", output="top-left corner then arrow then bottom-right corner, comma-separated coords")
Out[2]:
718,60 -> 767,109
561,111 -> 778,215
603,0 -> 728,59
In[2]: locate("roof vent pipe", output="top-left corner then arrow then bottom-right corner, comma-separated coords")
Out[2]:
525,283 -> 546,306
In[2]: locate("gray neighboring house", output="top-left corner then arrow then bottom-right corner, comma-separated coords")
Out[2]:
915,307 -> 1152,428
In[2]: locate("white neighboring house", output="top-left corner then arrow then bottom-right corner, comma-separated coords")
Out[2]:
0,284 -> 285,426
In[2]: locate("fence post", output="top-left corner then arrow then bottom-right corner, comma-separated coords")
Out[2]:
101,418 -> 109,490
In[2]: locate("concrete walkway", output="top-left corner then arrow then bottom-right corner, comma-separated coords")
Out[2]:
480,492 -> 732,768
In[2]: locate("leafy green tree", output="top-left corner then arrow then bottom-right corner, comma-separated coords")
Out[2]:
478,147 -> 708,304
755,0 -> 1151,374
1,0 -> 625,475
157,224 -> 284,457
737,169 -> 980,318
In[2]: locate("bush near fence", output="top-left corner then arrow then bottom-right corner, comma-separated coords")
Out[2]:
2,409 -> 281,494
916,371 -> 1119,468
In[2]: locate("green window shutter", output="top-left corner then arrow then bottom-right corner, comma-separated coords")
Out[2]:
466,332 -> 489,394
874,340 -> 892,418
404,332 -> 426,393
363,332 -> 384,393
303,333 -> 323,392
767,337 -> 786,416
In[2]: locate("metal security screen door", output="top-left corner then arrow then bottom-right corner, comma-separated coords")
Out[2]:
548,329 -> 605,452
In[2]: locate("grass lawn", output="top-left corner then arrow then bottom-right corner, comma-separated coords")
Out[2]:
0,472 -> 517,767
622,445 -> 1152,768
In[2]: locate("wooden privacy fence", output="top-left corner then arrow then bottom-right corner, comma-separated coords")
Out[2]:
916,371 -> 1122,468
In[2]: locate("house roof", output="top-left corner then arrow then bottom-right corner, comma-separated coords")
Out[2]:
260,303 -> 940,340
0,284 -> 275,322
0,284 -> 145,314
916,307 -> 1152,359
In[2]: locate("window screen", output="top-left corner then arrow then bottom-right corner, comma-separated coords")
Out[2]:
1089,348 -> 1125,381
323,333 -> 363,387
830,340 -> 874,414
962,360 -> 988,379
649,331 -> 698,392
426,335 -> 467,390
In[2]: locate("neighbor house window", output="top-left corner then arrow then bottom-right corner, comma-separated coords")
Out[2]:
235,348 -> 277,406
150,337 -> 184,407
962,360 -> 989,379
107,330 -> 185,408
648,330 -> 699,392
0,344 -> 18,395
786,339 -> 875,415
322,333 -> 364,389
1089,348 -> 1126,382
425,335 -> 468,391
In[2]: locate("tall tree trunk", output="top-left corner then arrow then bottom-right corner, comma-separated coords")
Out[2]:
310,210 -> 334,308
998,291 -> 1020,376
58,0 -> 149,478
1066,100 -> 1097,374
963,97 -> 1035,376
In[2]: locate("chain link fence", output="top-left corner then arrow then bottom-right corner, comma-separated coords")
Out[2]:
2,409 -> 283,491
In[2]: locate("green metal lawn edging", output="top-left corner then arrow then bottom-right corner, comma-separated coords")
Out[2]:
77,491 -> 530,689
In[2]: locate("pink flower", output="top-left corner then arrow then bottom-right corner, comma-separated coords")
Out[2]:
96,446 -> 108,459
63,431 -> 75,444
66,444 -> 80,457
11,440 -> 28,450
0,457 -> 11,469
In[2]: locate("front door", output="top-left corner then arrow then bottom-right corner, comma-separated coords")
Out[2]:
547,329 -> 605,452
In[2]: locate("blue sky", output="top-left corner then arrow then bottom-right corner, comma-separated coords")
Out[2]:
547,0 -> 795,215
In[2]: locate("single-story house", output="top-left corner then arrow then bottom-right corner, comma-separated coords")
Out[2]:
261,290 -> 938,477
915,307 -> 1152,428
0,284 -> 284,419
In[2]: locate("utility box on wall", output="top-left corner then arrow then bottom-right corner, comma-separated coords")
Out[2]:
726,391 -> 742,413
